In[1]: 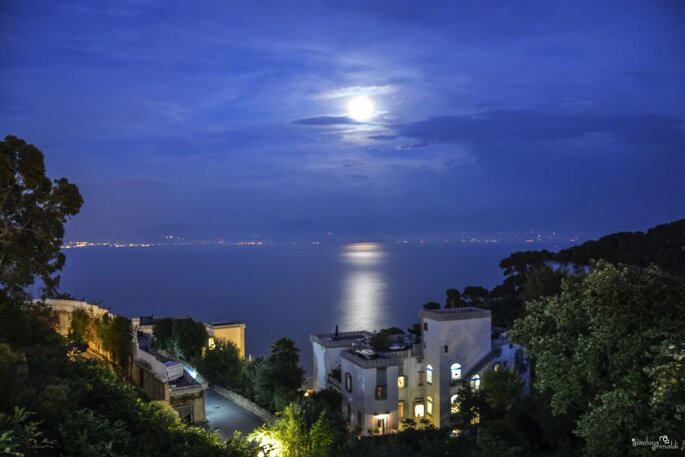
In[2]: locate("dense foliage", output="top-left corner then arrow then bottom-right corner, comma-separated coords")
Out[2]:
0,135 -> 83,298
152,317 -> 208,361
69,309 -> 133,373
243,338 -> 306,412
369,327 -> 404,351
511,262 -> 685,456
0,343 -> 257,457
196,339 -> 244,390
0,137 -> 255,457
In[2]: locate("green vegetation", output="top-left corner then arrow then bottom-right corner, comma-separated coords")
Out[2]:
369,327 -> 404,351
243,338 -> 306,412
196,339 -> 244,390
0,136 -> 256,457
152,317 -> 208,361
0,135 -> 83,299
511,262 -> 685,456
3,135 -> 683,456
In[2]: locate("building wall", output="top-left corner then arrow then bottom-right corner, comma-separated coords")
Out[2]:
207,323 -> 246,358
422,315 -> 491,427
399,355 -> 425,423
312,342 -> 348,391
340,358 -> 400,434
44,299 -> 110,337
170,390 -> 206,423
132,362 -> 169,402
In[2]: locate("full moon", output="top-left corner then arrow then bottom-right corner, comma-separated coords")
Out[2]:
347,96 -> 375,122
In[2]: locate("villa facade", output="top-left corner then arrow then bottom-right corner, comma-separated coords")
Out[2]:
311,307 -> 529,435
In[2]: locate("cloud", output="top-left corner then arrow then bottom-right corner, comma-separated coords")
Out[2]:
144,100 -> 186,121
316,85 -> 397,100
292,115 -> 360,126
396,110 -> 685,148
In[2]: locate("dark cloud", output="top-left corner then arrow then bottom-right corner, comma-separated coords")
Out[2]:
293,116 -> 359,126
397,110 -> 685,148
367,134 -> 398,141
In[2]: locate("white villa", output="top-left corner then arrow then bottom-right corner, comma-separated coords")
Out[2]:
311,306 -> 529,434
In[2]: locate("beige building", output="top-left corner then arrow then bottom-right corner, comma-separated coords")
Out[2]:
43,299 -> 207,424
44,298 -> 109,337
133,317 -> 246,359
205,321 -> 246,358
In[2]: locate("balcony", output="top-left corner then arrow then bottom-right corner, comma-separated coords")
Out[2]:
327,374 -> 341,391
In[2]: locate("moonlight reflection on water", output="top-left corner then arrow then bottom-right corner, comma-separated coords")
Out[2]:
340,243 -> 388,332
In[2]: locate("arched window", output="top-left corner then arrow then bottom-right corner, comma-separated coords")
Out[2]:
426,396 -> 433,416
450,394 -> 460,414
450,363 -> 462,380
426,365 -> 433,384
470,374 -> 480,390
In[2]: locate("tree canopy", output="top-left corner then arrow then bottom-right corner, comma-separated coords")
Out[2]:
0,135 -> 83,298
511,261 -> 685,456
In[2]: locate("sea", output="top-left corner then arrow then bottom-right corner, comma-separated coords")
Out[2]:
58,241 -> 570,373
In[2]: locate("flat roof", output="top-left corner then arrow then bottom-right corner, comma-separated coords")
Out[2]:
310,330 -> 373,348
208,321 -> 244,327
341,349 -> 403,369
419,306 -> 491,321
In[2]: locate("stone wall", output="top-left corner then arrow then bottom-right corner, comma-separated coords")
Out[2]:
212,386 -> 275,423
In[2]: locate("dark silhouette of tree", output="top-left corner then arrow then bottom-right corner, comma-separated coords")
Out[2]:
422,302 -> 441,310
462,286 -> 489,307
0,135 -> 83,297
445,289 -> 465,308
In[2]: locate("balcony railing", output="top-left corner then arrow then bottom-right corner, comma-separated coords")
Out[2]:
327,375 -> 341,391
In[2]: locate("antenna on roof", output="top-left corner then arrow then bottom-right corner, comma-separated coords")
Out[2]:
334,325 -> 339,339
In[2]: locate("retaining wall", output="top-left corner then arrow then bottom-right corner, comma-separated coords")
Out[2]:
211,386 -> 276,423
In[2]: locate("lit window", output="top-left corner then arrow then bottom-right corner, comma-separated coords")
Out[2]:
414,402 -> 424,417
207,337 -> 216,350
470,374 -> 480,390
375,385 -> 387,401
397,375 -> 406,389
426,396 -> 433,416
345,373 -> 352,392
426,365 -> 433,384
450,363 -> 462,380
398,400 -> 405,418
450,395 -> 461,414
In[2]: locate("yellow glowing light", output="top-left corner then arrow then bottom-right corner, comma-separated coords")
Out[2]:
347,96 -> 375,122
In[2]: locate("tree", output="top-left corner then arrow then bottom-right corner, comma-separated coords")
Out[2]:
369,327 -> 404,351
196,339 -> 243,390
422,302 -> 440,310
445,289 -> 465,308
462,286 -> 489,308
0,135 -> 83,297
69,308 -> 91,344
510,261 -> 685,456
245,339 -> 306,412
250,403 -> 334,457
152,318 -> 208,361
268,338 -> 305,392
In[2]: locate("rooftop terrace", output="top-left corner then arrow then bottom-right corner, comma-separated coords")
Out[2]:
419,306 -> 491,321
310,330 -> 374,348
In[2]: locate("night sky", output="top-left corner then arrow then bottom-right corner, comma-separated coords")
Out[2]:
2,1 -> 684,242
